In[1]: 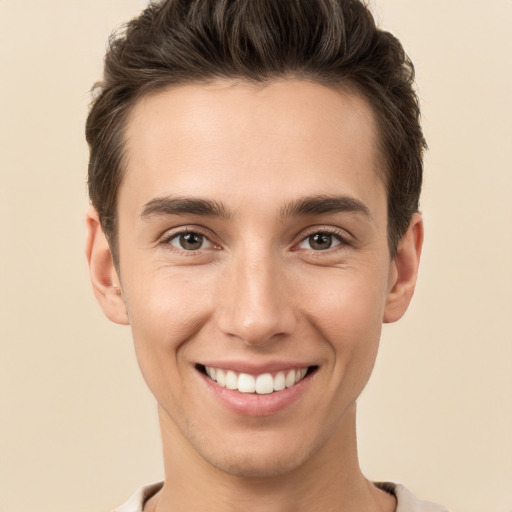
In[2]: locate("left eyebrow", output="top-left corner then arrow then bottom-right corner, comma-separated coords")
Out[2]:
280,195 -> 371,220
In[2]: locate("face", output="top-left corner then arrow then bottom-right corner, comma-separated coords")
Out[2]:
89,80 -> 420,478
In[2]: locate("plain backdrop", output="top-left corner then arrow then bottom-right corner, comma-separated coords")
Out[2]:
1,1 -> 511,511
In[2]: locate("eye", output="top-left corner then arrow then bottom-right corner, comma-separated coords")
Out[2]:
298,232 -> 343,251
168,231 -> 214,251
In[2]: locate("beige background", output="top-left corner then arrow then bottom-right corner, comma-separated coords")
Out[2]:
1,1 -> 511,511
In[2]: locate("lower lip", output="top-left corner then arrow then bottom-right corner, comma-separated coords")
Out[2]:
198,370 -> 313,417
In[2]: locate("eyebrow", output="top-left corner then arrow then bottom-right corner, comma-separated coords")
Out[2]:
141,196 -> 231,219
140,194 -> 370,221
279,195 -> 371,220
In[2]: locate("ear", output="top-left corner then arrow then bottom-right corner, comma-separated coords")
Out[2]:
383,213 -> 424,323
85,207 -> 129,325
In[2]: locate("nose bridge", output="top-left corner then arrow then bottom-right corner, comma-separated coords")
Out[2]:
216,243 -> 296,345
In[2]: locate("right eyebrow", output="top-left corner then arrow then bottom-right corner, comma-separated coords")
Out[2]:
140,195 -> 232,220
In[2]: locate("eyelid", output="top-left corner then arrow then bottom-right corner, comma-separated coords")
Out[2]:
169,232 -> 214,250
293,226 -> 353,251
158,225 -> 220,250
156,224 -> 352,252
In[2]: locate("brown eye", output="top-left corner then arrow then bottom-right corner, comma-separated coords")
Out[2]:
309,233 -> 333,250
169,232 -> 212,251
299,232 -> 342,251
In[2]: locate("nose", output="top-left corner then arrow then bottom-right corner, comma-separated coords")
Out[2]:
216,250 -> 297,346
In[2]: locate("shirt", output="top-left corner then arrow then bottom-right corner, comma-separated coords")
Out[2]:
113,481 -> 450,511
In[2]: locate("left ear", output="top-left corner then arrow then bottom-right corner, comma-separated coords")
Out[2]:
383,213 -> 424,323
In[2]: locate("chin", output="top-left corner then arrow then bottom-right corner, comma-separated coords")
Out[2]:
194,432 -> 319,479
208,450 -> 309,479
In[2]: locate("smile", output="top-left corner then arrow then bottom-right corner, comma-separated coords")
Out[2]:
201,365 -> 311,394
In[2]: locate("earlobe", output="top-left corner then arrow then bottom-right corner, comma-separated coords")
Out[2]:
383,213 -> 424,323
85,207 -> 130,325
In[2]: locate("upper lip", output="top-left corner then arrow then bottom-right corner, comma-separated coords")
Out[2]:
197,360 -> 314,375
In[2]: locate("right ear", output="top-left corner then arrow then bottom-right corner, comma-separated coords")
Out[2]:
85,207 -> 129,325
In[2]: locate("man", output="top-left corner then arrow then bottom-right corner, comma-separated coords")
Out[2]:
85,0 -> 448,510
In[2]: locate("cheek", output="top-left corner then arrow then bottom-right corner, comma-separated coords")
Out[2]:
300,266 -> 389,381
126,267 -> 213,336
303,265 -> 388,335
122,269 -> 214,388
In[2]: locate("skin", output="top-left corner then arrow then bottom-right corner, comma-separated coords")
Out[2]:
86,80 -> 423,512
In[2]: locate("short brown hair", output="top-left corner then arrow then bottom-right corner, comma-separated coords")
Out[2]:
86,0 -> 426,263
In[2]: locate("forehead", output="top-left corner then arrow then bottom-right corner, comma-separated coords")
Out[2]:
120,79 -> 386,223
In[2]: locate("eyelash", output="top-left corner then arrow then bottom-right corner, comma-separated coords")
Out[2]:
159,225 -> 351,256
295,227 -> 351,253
159,227 -> 218,253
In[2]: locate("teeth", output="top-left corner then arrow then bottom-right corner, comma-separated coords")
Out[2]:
238,373 -> 256,393
225,370 -> 238,390
273,371 -> 286,391
255,373 -> 274,394
285,369 -> 296,388
216,369 -> 226,387
204,366 -> 310,394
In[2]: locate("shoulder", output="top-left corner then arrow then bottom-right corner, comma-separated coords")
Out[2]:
113,481 -> 451,512
375,482 -> 451,512
112,482 -> 163,512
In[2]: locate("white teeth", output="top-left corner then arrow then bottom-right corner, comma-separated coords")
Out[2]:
285,370 -> 296,388
204,366 -> 310,394
216,368 -> 226,387
296,367 -> 307,382
255,373 -> 274,394
238,373 -> 256,393
273,371 -> 286,391
225,370 -> 238,390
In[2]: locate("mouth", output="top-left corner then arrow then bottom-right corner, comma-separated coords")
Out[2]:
196,364 -> 318,395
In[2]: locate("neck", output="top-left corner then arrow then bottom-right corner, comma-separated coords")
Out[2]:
145,403 -> 395,512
